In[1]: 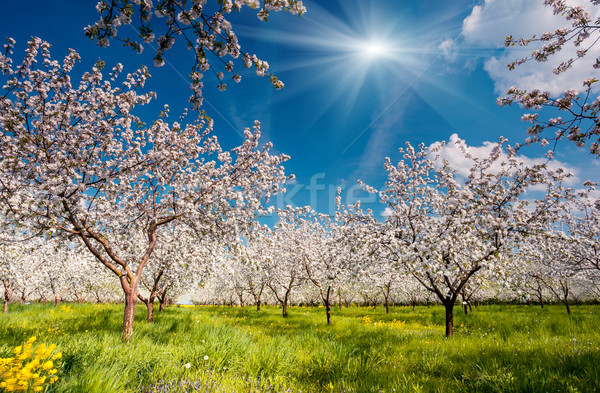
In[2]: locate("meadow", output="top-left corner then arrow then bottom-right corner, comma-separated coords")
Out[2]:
1,303 -> 599,393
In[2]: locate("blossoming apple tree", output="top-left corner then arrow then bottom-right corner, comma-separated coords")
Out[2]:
233,232 -> 275,311
517,231 -> 585,314
274,207 -> 343,322
565,190 -> 600,278
133,225 -> 214,321
365,139 -> 571,337
0,236 -> 46,313
287,200 -> 375,325
260,212 -> 306,316
0,38 -> 290,340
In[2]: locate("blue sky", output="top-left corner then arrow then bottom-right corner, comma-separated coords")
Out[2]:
2,0 -> 599,216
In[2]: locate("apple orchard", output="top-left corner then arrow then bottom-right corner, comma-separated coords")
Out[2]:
1,0 -> 600,347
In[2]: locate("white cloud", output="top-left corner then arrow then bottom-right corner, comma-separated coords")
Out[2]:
461,0 -> 557,47
484,48 -> 600,96
439,38 -> 458,62
381,206 -> 393,217
461,0 -> 600,95
429,133 -> 579,186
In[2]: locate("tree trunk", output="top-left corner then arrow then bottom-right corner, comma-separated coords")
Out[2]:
122,288 -> 138,342
324,286 -> 332,325
562,283 -> 571,315
158,291 -> 168,312
256,300 -> 261,312
3,287 -> 11,313
282,289 -> 291,317
384,295 -> 389,314
445,301 -> 454,338
146,299 -> 155,323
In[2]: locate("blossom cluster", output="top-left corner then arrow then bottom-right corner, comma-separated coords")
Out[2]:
84,0 -> 305,109
500,1 -> 600,157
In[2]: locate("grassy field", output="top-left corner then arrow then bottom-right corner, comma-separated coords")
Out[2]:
1,303 -> 599,393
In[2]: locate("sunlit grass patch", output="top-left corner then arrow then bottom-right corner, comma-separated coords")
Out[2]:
0,303 -> 599,392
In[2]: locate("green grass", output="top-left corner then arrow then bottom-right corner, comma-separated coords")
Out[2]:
1,303 -> 599,392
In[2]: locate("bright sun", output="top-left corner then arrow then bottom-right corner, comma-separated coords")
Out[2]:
357,39 -> 391,60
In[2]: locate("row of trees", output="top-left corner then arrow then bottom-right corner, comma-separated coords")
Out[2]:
0,232 -> 210,315
2,136 -> 598,338
191,139 -> 600,336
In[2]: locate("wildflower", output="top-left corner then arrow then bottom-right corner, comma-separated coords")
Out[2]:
0,337 -> 60,392
203,355 -> 209,361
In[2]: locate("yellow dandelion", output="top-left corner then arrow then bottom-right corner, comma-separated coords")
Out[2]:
35,344 -> 47,356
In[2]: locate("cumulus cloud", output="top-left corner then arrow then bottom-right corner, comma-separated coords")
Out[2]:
461,0 -> 600,95
429,133 -> 579,186
484,48 -> 600,96
461,0 -> 556,47
381,206 -> 393,217
439,38 -> 458,62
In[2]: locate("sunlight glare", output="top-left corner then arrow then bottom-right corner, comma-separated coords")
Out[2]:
358,40 -> 389,59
